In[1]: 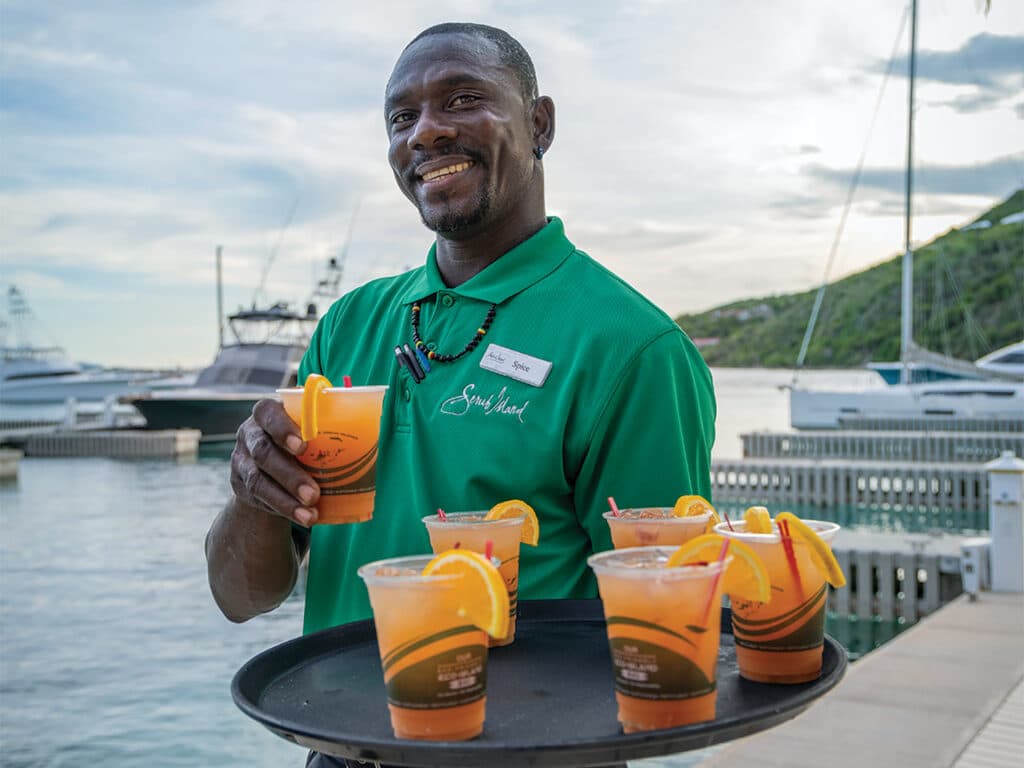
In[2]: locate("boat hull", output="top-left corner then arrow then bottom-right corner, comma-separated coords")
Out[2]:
790,382 -> 1024,429
0,372 -> 163,405
131,394 -> 263,442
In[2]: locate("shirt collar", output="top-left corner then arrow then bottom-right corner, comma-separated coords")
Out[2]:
399,217 -> 574,305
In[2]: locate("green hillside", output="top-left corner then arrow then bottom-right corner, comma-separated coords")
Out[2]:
677,189 -> 1024,368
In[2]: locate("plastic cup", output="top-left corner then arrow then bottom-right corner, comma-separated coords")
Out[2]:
588,546 -> 730,732
603,507 -> 712,549
714,519 -> 840,684
277,385 -> 388,524
358,555 -> 490,741
422,512 -> 524,647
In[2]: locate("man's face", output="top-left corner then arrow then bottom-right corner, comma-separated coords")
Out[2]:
384,33 -> 535,235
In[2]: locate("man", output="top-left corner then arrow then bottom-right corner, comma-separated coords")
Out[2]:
207,21 -> 715,765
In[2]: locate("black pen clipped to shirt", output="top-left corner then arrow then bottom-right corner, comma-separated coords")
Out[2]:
394,345 -> 423,383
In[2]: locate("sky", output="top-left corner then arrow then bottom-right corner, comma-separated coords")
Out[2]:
1,0 -> 1021,369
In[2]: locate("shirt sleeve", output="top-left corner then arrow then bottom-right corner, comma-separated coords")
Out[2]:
572,328 -> 716,550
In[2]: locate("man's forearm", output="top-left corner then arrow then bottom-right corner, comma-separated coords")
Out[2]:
205,498 -> 304,623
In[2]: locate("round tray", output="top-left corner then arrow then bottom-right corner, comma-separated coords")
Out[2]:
233,599 -> 847,768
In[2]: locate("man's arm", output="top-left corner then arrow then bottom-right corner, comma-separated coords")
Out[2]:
205,397 -> 320,622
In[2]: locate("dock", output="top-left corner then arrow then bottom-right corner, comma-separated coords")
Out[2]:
712,426 -> 1021,514
1,398 -> 199,459
11,428 -> 201,459
681,591 -> 1024,768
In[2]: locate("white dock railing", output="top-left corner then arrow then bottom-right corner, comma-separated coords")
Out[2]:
712,458 -> 988,512
827,547 -> 962,621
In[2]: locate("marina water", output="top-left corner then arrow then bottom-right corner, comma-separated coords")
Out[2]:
1,368 -> 926,767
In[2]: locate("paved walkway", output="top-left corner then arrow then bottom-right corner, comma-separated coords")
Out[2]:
631,591 -> 1024,768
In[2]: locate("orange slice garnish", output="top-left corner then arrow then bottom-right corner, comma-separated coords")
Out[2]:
485,499 -> 540,546
422,549 -> 510,638
775,512 -> 846,588
300,373 -> 332,442
673,494 -> 721,533
743,506 -> 773,534
666,533 -> 771,603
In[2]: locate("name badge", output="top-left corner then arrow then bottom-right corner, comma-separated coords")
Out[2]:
479,343 -> 552,387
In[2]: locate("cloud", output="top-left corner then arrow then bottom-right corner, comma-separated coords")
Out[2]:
879,33 -> 1024,113
805,154 -> 1024,199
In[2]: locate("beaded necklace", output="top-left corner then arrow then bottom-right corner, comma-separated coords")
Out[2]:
411,302 -> 497,363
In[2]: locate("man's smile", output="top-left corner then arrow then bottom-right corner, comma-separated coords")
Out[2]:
416,159 -> 476,184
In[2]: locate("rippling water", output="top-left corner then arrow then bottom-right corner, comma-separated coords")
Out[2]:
0,369 -> 895,766
1,456 -> 305,767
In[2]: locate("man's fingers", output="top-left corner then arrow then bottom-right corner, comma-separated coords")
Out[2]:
232,415 -> 319,526
251,398 -> 304,454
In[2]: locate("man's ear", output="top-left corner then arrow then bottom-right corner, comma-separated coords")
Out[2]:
530,96 -> 555,157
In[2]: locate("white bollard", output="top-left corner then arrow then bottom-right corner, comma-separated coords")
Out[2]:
985,451 -> 1024,593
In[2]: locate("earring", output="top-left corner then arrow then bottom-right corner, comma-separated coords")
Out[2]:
533,146 -> 545,159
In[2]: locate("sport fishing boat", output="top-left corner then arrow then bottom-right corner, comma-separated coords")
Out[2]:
128,302 -> 320,441
788,0 -> 1024,429
128,251 -> 344,442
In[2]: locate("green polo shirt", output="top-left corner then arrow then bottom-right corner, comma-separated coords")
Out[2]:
299,217 -> 715,634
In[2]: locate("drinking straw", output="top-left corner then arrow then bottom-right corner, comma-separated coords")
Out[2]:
701,539 -> 731,625
485,540 -> 494,561
722,511 -> 735,531
437,507 -> 447,521
607,496 -> 621,517
778,519 -> 804,602
453,541 -> 461,549
343,375 -> 353,387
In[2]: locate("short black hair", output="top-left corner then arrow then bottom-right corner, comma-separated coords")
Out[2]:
406,22 -> 539,102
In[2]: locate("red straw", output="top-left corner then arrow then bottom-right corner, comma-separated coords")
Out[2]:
437,507 -> 447,522
485,539 -> 494,561
453,541 -> 461,549
701,539 -> 731,624
607,496 -> 621,517
343,375 -> 353,387
778,519 -> 804,602
723,511 -> 736,531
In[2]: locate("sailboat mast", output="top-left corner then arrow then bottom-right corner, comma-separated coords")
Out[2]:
900,0 -> 918,384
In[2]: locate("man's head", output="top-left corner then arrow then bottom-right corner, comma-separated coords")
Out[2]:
384,23 -> 554,238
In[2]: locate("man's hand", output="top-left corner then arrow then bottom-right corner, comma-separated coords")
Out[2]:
231,398 -> 320,527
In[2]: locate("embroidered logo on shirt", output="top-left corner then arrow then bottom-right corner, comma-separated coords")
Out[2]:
479,343 -> 552,387
439,383 -> 529,423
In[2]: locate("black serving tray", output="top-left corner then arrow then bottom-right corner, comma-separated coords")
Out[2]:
232,600 -> 846,768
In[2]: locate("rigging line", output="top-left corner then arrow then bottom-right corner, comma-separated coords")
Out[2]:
792,4 -> 910,382
253,193 -> 301,307
940,249 -> 990,356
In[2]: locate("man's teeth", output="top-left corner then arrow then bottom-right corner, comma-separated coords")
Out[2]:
422,162 -> 473,181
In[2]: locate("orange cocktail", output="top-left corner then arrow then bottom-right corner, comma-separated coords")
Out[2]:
423,512 -> 524,647
588,546 -> 729,732
715,518 -> 841,684
603,508 -> 712,549
358,554 -> 491,741
277,383 -> 387,524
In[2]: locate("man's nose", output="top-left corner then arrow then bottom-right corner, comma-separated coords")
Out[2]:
408,106 -> 457,150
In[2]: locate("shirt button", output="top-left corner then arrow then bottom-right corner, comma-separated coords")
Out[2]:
426,342 -> 437,351
441,294 -> 455,307
402,387 -> 411,401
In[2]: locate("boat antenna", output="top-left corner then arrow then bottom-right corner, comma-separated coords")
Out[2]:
792,4 -> 910,384
215,245 -> 224,350
253,193 -> 301,308
899,0 -> 918,385
306,199 -> 361,314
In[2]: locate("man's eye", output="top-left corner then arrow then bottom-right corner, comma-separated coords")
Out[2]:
391,112 -> 414,126
451,94 -> 479,107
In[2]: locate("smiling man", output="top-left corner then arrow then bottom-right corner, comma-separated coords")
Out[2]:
207,22 -> 715,766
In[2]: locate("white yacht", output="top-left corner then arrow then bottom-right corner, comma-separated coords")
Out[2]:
0,287 -> 165,405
